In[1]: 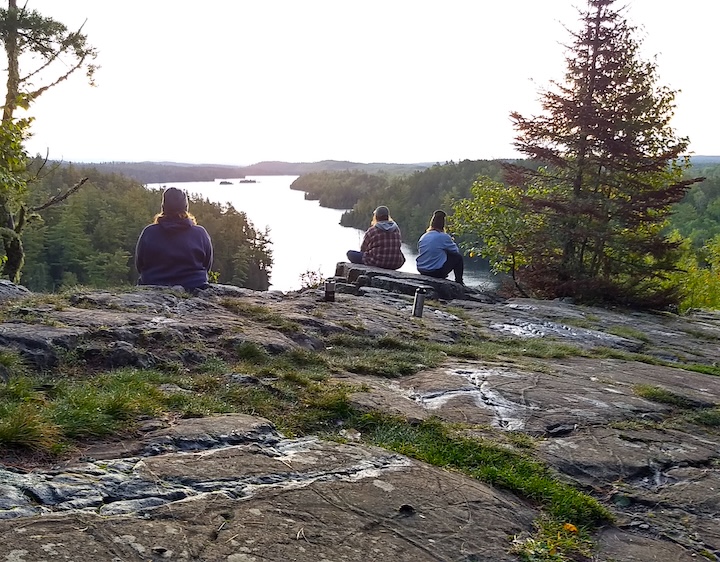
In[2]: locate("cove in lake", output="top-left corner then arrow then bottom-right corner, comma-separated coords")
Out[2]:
147,176 -> 496,292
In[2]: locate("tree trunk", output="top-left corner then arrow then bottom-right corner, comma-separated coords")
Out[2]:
3,0 -> 19,123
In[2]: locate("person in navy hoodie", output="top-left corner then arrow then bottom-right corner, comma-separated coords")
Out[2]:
135,187 -> 213,291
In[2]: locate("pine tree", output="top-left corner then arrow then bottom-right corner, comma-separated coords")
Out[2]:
503,0 -> 703,306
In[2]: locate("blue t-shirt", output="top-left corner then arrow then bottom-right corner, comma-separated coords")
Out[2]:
135,217 -> 213,291
416,230 -> 460,271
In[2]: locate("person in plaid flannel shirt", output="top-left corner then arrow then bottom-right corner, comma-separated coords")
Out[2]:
346,205 -> 406,270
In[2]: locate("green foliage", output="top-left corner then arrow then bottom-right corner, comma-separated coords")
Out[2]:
0,348 -> 27,379
0,116 -> 30,281
439,337 -> 584,362
0,402 -> 62,451
219,299 -> 299,332
290,170 -> 389,209
454,0 -> 702,307
20,163 -> 273,291
511,518 -> 594,561
605,325 -> 651,342
633,384 -> 699,408
234,341 -> 270,364
341,159 -> 510,244
670,164 -> 720,248
323,334 -> 445,377
452,177 -> 541,285
360,416 -> 611,528
666,232 -> 720,312
688,408 -> 720,427
0,2 -> 98,283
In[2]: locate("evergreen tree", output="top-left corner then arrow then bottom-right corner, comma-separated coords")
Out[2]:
21,164 -> 274,292
0,0 -> 97,281
462,0 -> 703,307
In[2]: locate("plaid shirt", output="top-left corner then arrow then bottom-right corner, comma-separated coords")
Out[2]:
360,223 -> 406,270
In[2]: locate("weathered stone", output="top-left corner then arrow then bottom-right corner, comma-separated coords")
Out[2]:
336,261 -> 469,300
0,280 -> 31,302
0,414 -> 536,561
370,275 -> 439,299
0,324 -> 85,368
0,285 -> 720,559
334,281 -> 358,294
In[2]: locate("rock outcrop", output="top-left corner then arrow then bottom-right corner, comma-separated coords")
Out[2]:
0,273 -> 718,561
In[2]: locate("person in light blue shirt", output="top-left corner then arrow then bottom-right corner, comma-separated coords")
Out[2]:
416,210 -> 464,284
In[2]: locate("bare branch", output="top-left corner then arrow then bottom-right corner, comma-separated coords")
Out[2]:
30,177 -> 88,212
26,59 -> 85,100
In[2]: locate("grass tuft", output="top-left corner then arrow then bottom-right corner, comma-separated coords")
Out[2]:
323,334 -> 443,377
357,415 -> 611,528
510,517 -> 595,561
0,403 -> 62,451
633,384 -> 701,409
235,341 -> 270,364
687,408 -> 720,427
219,299 -> 301,332
606,325 -> 651,342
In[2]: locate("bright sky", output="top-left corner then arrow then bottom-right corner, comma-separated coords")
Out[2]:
17,1 -> 720,165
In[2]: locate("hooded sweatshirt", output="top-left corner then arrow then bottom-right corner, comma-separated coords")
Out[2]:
360,220 -> 406,270
135,217 -> 213,291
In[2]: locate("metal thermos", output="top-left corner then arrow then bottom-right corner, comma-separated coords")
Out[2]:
324,280 -> 336,302
412,288 -> 426,317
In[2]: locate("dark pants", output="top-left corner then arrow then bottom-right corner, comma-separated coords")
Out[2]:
419,252 -> 464,283
347,250 -> 364,264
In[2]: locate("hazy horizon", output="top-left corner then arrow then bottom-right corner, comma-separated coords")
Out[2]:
18,1 -> 720,166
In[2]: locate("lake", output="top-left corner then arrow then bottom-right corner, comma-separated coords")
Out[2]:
147,176 -> 496,292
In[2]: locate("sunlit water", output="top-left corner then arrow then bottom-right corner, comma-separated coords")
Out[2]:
146,176 -> 495,292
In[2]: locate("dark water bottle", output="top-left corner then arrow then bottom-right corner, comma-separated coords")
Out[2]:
412,288 -> 426,317
324,280 -> 336,302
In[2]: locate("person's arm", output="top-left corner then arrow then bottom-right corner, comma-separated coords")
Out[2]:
134,229 -> 146,274
203,229 -> 214,271
443,233 -> 460,254
360,228 -> 373,252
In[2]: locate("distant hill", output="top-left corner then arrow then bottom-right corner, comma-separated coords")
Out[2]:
61,160 -> 434,185
240,160 -> 433,176
691,156 -> 720,166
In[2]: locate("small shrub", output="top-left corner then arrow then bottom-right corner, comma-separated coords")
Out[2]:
299,269 -> 324,289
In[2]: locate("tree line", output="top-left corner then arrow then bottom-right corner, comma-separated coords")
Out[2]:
289,0 -> 720,310
79,160 -> 432,186
21,160 -> 272,292
2,0 -> 719,310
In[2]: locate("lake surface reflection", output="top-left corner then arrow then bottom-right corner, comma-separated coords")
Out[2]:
147,176 -> 495,292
